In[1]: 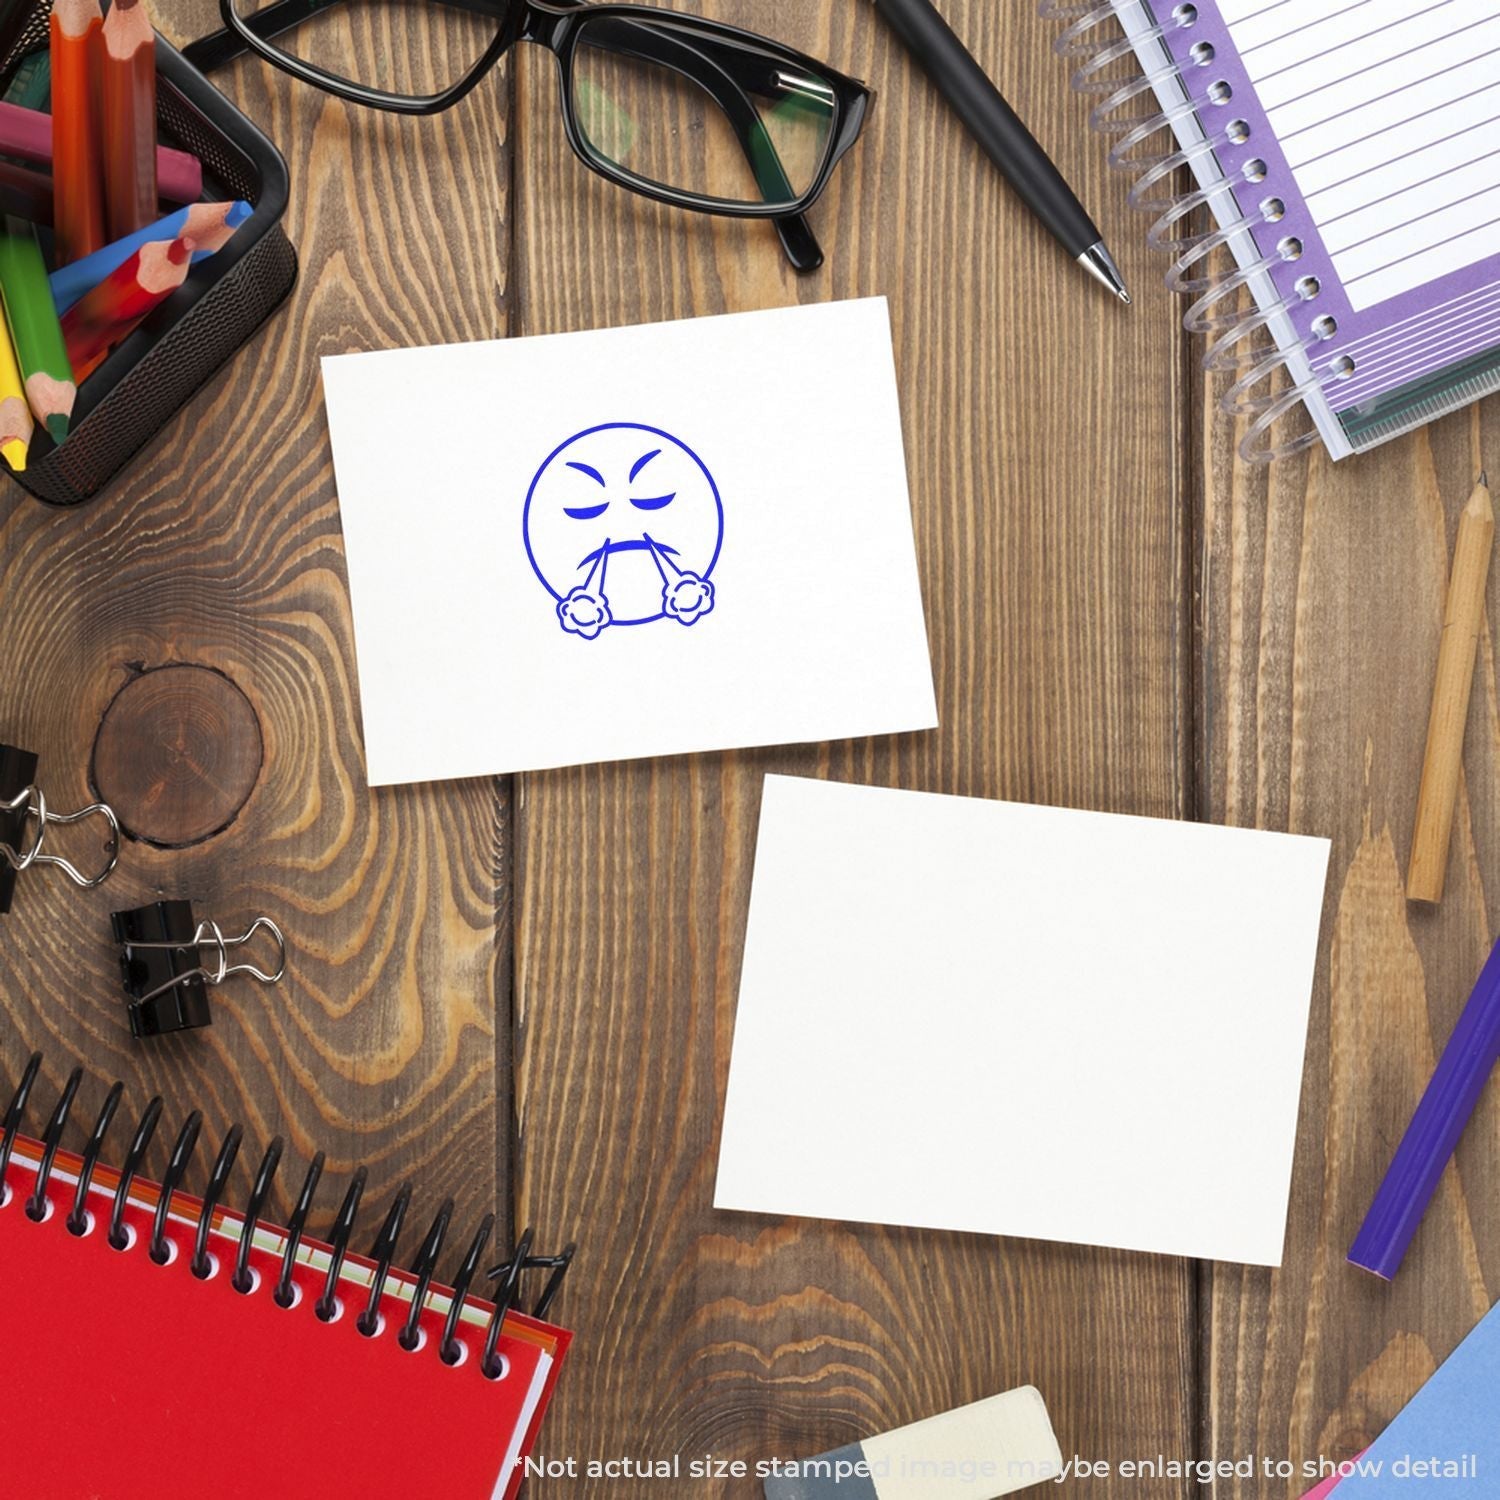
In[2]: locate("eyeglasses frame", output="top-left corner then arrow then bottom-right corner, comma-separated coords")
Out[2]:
184,0 -> 873,272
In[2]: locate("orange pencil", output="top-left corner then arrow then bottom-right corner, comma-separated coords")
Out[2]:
62,235 -> 192,381
101,0 -> 157,241
51,0 -> 107,264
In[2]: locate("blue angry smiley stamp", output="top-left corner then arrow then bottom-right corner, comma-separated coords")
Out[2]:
523,423 -> 723,641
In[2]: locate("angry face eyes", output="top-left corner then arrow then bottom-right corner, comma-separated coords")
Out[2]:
563,492 -> 677,520
561,449 -> 676,520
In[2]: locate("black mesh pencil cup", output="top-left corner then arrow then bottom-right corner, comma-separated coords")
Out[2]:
0,20 -> 296,507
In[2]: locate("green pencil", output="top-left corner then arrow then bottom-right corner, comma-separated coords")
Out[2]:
4,50 -> 51,110
0,218 -> 75,442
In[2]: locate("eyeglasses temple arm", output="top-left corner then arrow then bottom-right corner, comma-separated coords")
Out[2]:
181,1 -> 823,271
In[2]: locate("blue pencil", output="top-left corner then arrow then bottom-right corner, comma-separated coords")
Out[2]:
50,199 -> 251,313
1348,934 -> 1500,1279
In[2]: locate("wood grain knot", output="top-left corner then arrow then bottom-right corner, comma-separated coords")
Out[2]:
92,665 -> 264,847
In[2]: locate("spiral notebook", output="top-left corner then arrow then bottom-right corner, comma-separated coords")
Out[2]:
1053,0 -> 1500,462
0,1057 -> 573,1500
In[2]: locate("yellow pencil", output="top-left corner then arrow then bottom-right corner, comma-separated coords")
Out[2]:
0,311 -> 32,470
1407,471 -> 1494,902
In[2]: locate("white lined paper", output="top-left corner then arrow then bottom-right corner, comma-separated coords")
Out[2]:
1223,0 -> 1500,309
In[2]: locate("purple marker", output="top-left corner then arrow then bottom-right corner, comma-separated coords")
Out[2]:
1349,935 -> 1500,1279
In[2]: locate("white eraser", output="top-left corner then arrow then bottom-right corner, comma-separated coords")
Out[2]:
764,1385 -> 1063,1500
863,1387 -> 1063,1499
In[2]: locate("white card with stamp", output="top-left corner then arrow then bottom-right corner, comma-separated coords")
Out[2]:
323,298 -> 937,784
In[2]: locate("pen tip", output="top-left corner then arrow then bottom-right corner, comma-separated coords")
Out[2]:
1078,242 -> 1130,304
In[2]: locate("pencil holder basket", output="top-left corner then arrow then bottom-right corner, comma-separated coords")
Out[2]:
0,25 -> 296,507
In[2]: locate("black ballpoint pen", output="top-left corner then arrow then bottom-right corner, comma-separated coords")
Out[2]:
871,0 -> 1131,303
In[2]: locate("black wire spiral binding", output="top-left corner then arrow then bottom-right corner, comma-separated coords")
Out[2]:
275,1150 -> 324,1308
484,1226 -> 533,1377
441,1213 -> 494,1365
192,1124 -> 243,1277
233,1135 -> 283,1293
26,1064 -> 81,1221
399,1195 -> 453,1350
2,1054 -> 576,1374
358,1182 -> 411,1336
0,1049 -> 40,1204
151,1110 -> 203,1263
109,1095 -> 162,1250
67,1079 -> 122,1235
316,1165 -> 367,1321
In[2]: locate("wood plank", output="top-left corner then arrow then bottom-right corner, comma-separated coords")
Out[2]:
511,2 -> 1197,1489
0,8 -> 514,1255
1200,361 -> 1500,1485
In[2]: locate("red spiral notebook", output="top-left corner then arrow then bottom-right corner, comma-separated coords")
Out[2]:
0,1080 -> 572,1500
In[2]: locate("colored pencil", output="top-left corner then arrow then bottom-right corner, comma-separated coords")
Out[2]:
1349,934 -> 1500,1279
101,0 -> 158,240
50,0 -> 106,264
51,200 -> 250,314
0,158 -> 57,226
0,314 -> 33,471
0,162 -> 207,234
0,101 -> 201,204
1407,472 -> 1494,903
62,234 -> 192,381
0,219 -> 75,442
4,49 -> 51,110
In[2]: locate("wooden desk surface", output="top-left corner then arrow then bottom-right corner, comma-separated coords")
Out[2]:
2,2 -> 1496,1494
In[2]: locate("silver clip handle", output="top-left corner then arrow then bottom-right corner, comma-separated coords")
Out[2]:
1,786 -> 121,890
123,916 -> 288,1005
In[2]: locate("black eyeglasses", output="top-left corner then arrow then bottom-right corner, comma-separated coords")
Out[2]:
182,0 -> 872,271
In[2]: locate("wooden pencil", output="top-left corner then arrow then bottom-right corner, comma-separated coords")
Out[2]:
0,219 -> 75,442
0,101 -> 202,204
50,0 -> 106,264
3,48 -> 51,110
62,234 -> 192,381
0,312 -> 33,471
51,200 -> 249,314
101,0 -> 158,240
0,158 -> 58,226
1407,472 -> 1495,904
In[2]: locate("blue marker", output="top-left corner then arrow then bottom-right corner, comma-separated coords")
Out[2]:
50,200 -> 253,314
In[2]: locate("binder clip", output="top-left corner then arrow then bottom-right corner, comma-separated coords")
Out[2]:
1,742 -> 120,916
111,900 -> 287,1039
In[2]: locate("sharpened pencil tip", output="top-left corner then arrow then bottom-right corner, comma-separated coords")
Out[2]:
1481,470 -> 1489,488
44,415 -> 67,446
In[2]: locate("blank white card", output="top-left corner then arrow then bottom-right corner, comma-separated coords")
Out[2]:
715,776 -> 1331,1266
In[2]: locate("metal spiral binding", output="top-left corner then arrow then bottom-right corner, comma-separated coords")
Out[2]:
1040,0 -> 1333,462
1,1054 -> 576,1379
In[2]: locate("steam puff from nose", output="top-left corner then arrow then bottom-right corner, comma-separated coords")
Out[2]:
663,572 -> 714,626
559,586 -> 612,640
